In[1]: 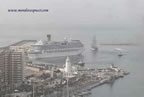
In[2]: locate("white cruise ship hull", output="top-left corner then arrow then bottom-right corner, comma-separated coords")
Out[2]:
28,49 -> 84,59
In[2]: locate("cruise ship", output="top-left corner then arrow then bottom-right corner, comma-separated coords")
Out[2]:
28,35 -> 84,59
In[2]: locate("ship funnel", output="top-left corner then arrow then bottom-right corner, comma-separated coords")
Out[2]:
47,34 -> 51,41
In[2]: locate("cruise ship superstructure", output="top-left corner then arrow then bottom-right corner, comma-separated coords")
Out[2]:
28,35 -> 84,59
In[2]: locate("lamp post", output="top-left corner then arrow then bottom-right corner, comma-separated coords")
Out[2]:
31,79 -> 36,97
66,77 -> 69,97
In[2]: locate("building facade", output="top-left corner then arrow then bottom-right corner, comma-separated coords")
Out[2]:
0,48 -> 25,90
0,50 -> 5,86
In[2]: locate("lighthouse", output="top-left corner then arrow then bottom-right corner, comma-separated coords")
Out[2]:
63,57 -> 75,78
65,57 -> 72,73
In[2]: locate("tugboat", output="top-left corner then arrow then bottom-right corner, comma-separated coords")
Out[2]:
91,36 -> 98,51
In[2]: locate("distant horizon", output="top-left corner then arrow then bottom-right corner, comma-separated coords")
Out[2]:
0,23 -> 143,29
0,0 -> 144,27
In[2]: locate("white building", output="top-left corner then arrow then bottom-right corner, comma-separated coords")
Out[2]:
59,57 -> 77,78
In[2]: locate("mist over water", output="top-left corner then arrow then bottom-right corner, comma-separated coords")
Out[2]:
0,0 -> 144,96
0,24 -> 144,97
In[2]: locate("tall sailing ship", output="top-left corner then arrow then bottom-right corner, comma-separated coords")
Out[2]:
28,35 -> 84,59
91,36 -> 98,51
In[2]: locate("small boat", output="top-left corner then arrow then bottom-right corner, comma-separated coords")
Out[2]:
118,52 -> 123,56
91,36 -> 98,51
77,60 -> 85,67
114,48 -> 124,57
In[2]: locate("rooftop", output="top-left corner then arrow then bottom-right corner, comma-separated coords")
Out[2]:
10,40 -> 37,46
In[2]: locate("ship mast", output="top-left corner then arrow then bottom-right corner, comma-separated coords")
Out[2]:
91,36 -> 98,50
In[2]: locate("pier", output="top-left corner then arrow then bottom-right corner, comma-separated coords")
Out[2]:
22,58 -> 130,97
33,64 -> 129,97
0,40 -> 130,97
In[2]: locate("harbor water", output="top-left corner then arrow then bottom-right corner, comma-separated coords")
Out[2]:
0,25 -> 144,97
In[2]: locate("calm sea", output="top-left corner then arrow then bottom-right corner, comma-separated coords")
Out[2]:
0,25 -> 144,97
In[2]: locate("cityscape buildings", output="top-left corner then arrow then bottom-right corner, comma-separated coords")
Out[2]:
0,48 -> 25,90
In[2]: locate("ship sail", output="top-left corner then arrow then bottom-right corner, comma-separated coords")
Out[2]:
91,36 -> 98,50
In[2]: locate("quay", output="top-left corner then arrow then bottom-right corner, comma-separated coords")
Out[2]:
0,40 -> 37,49
65,65 -> 129,97
0,39 -> 130,97
23,58 -> 129,97
24,62 -> 129,97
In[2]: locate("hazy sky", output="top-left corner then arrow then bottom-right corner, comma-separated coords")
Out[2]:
0,0 -> 144,27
